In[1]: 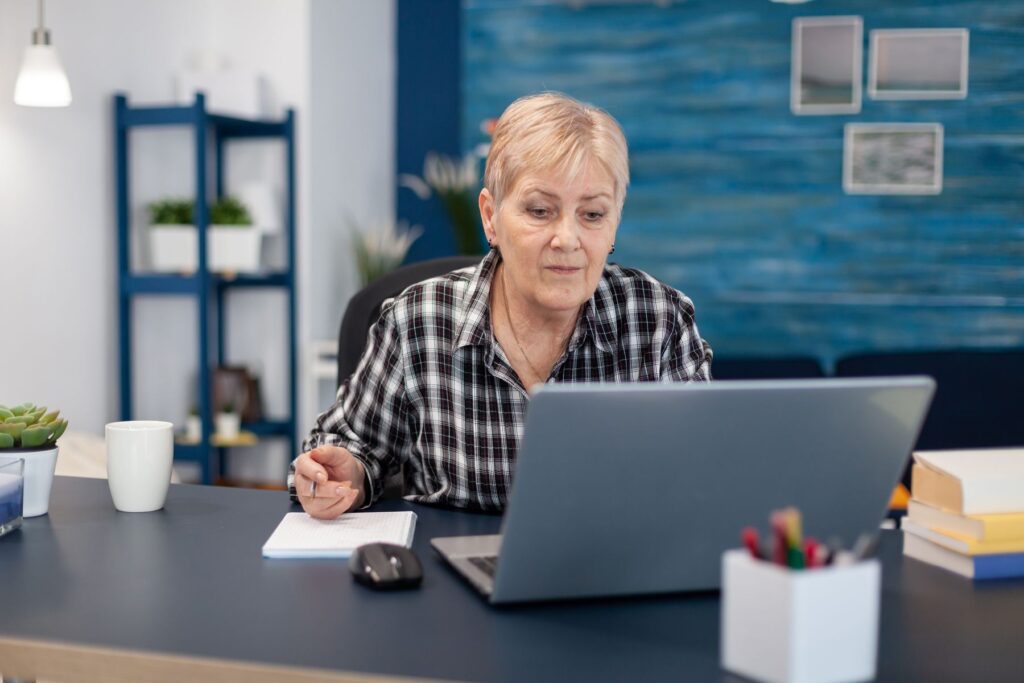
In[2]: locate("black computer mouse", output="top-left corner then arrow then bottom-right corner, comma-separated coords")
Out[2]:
349,543 -> 423,590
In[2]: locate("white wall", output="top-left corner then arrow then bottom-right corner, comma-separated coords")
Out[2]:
308,0 -> 397,420
0,0 -> 396,484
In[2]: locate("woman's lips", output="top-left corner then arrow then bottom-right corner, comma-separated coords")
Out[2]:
546,266 -> 582,275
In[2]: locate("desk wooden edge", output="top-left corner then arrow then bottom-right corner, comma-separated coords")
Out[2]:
0,636 -> 447,683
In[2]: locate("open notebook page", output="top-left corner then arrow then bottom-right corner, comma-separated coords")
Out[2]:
262,511 -> 417,558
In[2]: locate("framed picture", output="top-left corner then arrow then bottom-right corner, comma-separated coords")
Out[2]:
791,16 -> 863,115
843,123 -> 944,195
212,366 -> 264,422
869,29 -> 969,100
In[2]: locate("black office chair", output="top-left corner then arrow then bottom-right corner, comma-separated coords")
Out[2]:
711,356 -> 826,380
335,256 -> 480,499
337,256 -> 481,388
835,349 -> 1024,488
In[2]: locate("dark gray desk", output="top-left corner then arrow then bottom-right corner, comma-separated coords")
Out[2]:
1,477 -> 1023,682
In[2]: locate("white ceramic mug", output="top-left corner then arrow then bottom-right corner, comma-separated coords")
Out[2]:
105,421 -> 174,512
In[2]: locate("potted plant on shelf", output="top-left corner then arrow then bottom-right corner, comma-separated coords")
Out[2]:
0,403 -> 69,517
184,405 -> 202,443
215,403 -> 240,441
148,196 -> 261,273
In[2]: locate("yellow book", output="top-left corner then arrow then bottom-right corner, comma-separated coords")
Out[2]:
902,519 -> 1024,556
907,500 -> 1024,542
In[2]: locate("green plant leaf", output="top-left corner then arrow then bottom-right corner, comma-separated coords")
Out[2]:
5,416 -> 33,425
0,409 -> 12,420
0,423 -> 25,440
11,405 -> 28,417
20,426 -> 49,448
0,433 -> 13,448
51,419 -> 68,441
40,410 -> 60,424
209,196 -> 253,226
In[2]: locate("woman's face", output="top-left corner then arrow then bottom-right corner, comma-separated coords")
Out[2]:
480,159 -> 619,317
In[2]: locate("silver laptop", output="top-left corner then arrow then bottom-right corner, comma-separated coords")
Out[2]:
432,377 -> 934,604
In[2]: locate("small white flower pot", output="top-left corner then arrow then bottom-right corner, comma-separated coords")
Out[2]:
0,446 -> 58,517
184,415 -> 202,442
215,412 -> 241,440
149,224 -> 262,273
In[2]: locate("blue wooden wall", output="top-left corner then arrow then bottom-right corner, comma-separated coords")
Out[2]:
461,0 -> 1024,367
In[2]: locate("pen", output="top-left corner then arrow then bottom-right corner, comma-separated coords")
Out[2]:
804,537 -> 819,569
770,512 -> 789,566
742,527 -> 763,560
783,507 -> 802,552
309,480 -> 317,497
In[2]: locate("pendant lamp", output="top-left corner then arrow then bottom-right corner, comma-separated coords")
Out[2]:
13,0 -> 72,107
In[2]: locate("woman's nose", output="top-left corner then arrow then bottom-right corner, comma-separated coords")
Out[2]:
550,213 -> 582,251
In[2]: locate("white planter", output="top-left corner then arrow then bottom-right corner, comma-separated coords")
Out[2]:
149,224 -> 262,273
215,412 -> 241,440
2,446 -> 58,517
185,415 -> 202,442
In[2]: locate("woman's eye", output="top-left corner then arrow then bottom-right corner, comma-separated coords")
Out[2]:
528,207 -> 550,219
584,211 -> 605,222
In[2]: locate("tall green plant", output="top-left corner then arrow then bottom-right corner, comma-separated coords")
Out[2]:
398,152 -> 484,255
351,220 -> 423,286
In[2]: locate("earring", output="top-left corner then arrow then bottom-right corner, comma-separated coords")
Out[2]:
609,244 -> 615,255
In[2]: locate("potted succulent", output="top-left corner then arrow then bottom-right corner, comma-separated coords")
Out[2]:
215,402 -> 240,440
148,196 -> 261,273
0,403 -> 68,517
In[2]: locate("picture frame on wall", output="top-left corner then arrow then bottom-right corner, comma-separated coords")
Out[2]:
869,29 -> 969,100
791,16 -> 863,115
843,123 -> 944,195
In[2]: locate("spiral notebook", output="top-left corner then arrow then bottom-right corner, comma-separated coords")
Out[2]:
262,511 -> 417,559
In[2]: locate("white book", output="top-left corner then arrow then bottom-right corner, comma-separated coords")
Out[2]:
913,448 -> 1024,515
262,511 -> 417,559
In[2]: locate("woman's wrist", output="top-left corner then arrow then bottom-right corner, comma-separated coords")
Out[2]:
353,458 -> 369,508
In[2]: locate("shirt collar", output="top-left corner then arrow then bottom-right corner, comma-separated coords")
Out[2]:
453,248 -> 500,351
452,250 -> 619,355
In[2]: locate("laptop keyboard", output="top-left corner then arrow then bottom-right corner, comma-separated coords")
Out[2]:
468,555 -> 499,577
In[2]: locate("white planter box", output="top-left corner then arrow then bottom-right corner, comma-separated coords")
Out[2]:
149,224 -> 262,273
720,550 -> 881,683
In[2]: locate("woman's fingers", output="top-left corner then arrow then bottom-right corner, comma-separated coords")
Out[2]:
295,455 -> 328,486
305,486 -> 360,520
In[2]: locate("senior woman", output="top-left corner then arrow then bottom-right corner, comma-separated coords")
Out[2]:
291,92 -> 712,517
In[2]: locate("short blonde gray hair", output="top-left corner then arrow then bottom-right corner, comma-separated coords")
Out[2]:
484,92 -> 630,210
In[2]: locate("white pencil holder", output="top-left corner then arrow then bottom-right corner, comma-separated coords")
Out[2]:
720,550 -> 881,683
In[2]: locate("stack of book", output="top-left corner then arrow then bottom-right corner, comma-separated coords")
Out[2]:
902,448 -> 1024,580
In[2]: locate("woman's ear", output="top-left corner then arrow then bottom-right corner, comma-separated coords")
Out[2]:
479,188 -> 498,245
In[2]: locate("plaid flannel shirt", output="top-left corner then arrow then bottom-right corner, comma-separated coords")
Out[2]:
292,249 -> 712,511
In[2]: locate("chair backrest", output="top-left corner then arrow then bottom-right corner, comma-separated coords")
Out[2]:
337,256 -> 481,388
712,356 -> 826,380
834,349 -> 1024,452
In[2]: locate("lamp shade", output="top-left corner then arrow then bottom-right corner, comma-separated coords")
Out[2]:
14,44 -> 72,107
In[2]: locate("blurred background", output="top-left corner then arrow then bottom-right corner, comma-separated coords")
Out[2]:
2,0 -> 1021,487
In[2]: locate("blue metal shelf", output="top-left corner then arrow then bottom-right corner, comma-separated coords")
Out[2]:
122,274 -> 201,295
243,419 -> 294,436
115,92 -> 298,486
215,272 -> 291,289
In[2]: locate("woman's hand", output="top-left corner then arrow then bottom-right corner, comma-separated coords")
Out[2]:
294,445 -> 367,519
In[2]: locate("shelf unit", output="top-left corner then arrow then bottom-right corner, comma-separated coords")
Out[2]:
114,92 -> 297,485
